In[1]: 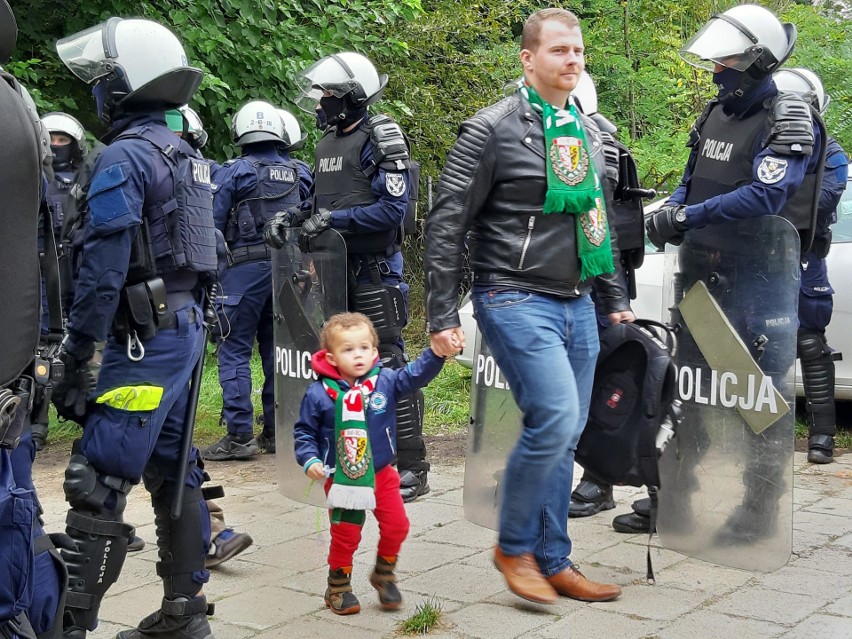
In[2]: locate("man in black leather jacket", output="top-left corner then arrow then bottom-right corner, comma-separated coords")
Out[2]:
425,8 -> 632,605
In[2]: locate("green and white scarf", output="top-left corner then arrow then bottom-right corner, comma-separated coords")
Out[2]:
322,368 -> 381,511
520,82 -> 615,280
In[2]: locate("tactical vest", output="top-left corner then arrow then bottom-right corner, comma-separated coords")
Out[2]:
45,169 -> 75,234
685,101 -> 818,233
313,125 -> 398,255
116,125 -> 218,283
227,156 -> 300,249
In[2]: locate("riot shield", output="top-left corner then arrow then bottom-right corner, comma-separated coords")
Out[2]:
273,228 -> 347,506
657,216 -> 799,572
463,330 -> 523,530
0,76 -> 40,388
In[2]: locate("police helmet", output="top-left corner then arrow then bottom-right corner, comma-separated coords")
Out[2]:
56,18 -> 202,120
276,108 -> 307,151
232,100 -> 285,146
569,71 -> 617,134
680,5 -> 796,76
295,51 -> 388,113
0,0 -> 16,64
41,112 -> 88,154
571,71 -> 598,115
180,105 -> 208,149
773,68 -> 830,114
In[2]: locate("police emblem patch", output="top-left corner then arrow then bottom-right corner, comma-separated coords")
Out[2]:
386,173 -> 406,197
757,156 -> 788,185
580,198 -> 608,246
550,136 -> 589,186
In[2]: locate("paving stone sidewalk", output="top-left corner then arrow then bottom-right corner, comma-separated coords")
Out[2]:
35,451 -> 852,639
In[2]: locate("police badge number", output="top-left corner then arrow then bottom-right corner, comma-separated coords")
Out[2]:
386,173 -> 406,197
757,156 -> 788,185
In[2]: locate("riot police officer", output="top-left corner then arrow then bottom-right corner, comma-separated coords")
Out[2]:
774,67 -> 849,464
266,52 -> 429,502
202,101 -> 312,461
52,18 -> 219,638
646,5 -> 824,547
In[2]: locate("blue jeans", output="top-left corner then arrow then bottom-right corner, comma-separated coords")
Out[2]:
472,289 -> 599,576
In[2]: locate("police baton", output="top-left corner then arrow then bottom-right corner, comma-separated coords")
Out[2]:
171,284 -> 217,520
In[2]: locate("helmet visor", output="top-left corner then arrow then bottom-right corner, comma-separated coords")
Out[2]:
294,57 -> 355,113
679,17 -> 762,71
56,22 -> 113,84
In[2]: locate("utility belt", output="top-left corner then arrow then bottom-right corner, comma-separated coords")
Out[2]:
113,278 -> 198,361
227,242 -> 271,267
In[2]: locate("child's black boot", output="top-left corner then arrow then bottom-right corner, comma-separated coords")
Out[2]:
325,567 -> 361,615
370,555 -> 403,610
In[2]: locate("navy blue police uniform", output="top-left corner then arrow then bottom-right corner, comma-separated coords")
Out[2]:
59,112 -> 218,637
209,142 -> 312,453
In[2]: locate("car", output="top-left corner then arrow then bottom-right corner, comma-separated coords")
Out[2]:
457,173 -> 852,401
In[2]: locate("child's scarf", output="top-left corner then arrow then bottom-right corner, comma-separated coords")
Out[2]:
520,81 -> 615,280
322,367 -> 381,511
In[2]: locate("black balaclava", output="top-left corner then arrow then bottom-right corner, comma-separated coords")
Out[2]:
319,94 -> 367,131
713,64 -> 776,118
51,143 -> 74,171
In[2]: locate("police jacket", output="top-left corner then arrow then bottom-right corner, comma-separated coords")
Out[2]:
294,348 -> 444,473
424,91 -> 630,333
669,81 -> 822,231
313,115 -> 410,256
212,143 -> 312,251
65,112 -> 208,356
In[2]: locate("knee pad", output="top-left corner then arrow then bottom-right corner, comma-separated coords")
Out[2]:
152,486 -> 209,599
379,343 -> 406,370
351,283 -> 405,344
63,448 -> 133,515
797,330 -> 832,362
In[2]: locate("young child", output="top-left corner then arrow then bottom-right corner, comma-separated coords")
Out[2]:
295,312 -> 445,615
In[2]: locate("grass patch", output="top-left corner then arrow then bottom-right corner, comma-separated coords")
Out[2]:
397,597 -> 444,635
423,358 -> 471,436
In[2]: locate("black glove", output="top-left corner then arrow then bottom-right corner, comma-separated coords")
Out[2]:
263,209 -> 299,250
51,347 -> 95,424
298,210 -> 333,253
646,205 -> 688,250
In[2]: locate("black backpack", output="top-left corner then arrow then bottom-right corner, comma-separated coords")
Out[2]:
576,319 -> 679,490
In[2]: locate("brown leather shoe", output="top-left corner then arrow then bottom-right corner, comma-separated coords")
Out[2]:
547,566 -> 622,602
493,546 -> 558,604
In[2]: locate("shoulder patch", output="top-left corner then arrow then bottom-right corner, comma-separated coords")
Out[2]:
757,156 -> 788,185
385,172 -> 406,197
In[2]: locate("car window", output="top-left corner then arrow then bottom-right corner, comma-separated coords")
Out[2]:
833,178 -> 852,243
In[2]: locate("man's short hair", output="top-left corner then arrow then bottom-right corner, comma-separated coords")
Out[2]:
320,312 -> 379,350
521,8 -> 581,52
